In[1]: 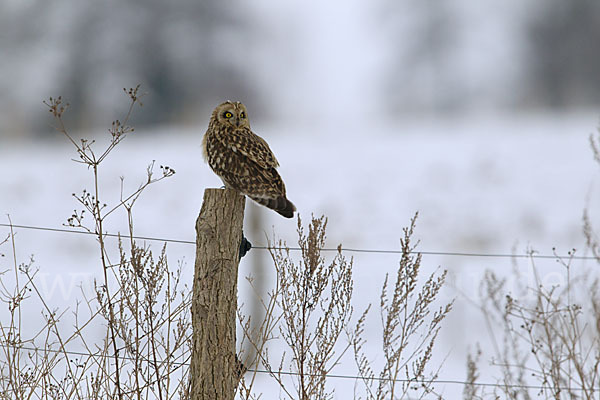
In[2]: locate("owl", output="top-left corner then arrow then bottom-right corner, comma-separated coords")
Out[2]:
202,101 -> 296,218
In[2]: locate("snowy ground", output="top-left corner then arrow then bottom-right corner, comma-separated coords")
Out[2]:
1,111 -> 599,397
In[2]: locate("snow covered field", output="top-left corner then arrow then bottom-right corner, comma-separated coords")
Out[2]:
1,111 -> 599,397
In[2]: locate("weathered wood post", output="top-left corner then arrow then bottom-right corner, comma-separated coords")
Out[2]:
189,188 -> 246,399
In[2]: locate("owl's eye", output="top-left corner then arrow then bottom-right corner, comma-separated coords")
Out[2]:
240,112 -> 246,119
224,112 -> 233,118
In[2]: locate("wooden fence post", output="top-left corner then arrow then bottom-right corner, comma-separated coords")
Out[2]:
189,188 -> 246,399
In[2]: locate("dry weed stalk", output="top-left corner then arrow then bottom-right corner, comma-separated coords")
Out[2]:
275,215 -> 354,399
463,348 -> 483,400
237,214 -> 453,399
583,128 -> 600,261
589,128 -> 600,166
474,250 -> 600,400
238,215 -> 354,400
352,214 -> 452,400
465,131 -> 600,400
0,87 -> 190,399
237,273 -> 284,399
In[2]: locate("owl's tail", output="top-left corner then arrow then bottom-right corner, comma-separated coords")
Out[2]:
250,195 -> 296,218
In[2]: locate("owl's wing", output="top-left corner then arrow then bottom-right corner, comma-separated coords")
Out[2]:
224,127 -> 280,169
208,134 -> 287,198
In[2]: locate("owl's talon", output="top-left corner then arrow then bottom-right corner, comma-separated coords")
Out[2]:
239,233 -> 252,260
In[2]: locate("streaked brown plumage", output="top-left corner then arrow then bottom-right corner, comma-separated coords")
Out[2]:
202,101 -> 296,218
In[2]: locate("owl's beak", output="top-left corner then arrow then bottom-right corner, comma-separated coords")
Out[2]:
235,118 -> 241,127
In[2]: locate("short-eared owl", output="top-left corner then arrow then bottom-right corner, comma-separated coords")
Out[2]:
202,101 -> 296,218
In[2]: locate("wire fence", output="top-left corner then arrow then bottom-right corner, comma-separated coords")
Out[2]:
5,344 -> 596,392
1,221 -> 599,393
0,222 -> 596,261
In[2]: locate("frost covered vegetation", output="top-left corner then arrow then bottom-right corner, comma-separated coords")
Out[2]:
0,91 -> 599,399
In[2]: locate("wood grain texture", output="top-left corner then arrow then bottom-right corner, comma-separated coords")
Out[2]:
189,188 -> 245,400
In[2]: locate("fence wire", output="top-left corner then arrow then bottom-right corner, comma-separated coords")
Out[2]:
0,222 -> 596,261
3,344 -> 596,392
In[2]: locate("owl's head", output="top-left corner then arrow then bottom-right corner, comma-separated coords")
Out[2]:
212,101 -> 250,129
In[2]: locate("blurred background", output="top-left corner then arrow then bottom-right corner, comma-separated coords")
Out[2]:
2,0 -> 600,136
1,0 -> 600,397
